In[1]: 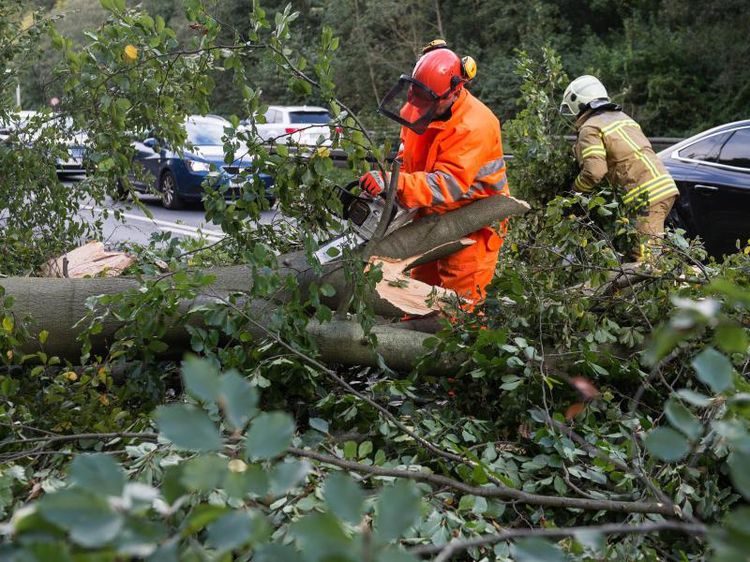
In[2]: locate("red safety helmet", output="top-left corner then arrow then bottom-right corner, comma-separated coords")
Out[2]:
378,41 -> 477,135
413,48 -> 465,98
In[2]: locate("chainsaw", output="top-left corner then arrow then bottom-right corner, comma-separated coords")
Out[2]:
314,176 -> 417,265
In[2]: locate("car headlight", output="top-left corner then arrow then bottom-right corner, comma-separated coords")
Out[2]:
186,159 -> 212,173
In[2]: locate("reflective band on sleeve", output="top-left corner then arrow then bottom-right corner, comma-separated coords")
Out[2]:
424,157 -> 508,207
574,175 -> 592,191
425,174 -> 448,205
581,144 -> 606,158
426,171 -> 465,204
462,176 -> 508,199
582,148 -> 606,159
485,176 -> 508,193
476,157 -> 506,179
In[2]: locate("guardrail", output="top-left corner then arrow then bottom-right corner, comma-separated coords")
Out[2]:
283,135 -> 685,168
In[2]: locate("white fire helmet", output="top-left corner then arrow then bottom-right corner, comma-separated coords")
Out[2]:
560,75 -> 609,116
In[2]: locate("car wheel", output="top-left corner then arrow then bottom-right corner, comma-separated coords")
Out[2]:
160,170 -> 183,210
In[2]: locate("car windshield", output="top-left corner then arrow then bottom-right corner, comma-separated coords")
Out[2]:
289,111 -> 331,124
186,119 -> 227,145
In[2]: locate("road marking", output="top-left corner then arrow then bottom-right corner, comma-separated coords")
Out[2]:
159,226 -> 225,241
82,205 -> 226,240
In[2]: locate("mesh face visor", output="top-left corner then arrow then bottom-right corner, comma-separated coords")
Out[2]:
378,75 -> 442,135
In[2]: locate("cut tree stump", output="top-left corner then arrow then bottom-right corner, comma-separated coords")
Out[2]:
44,241 -> 136,278
369,240 -> 474,316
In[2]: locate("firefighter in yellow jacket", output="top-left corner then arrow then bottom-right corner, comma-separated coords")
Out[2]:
560,75 -> 679,262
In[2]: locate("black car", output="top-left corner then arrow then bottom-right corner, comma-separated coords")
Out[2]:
659,120 -> 750,258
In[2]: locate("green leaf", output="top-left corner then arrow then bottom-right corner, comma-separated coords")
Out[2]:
309,418 -> 329,434
358,441 -> 373,458
645,427 -> 690,462
665,400 -> 703,441
181,455 -> 228,492
206,510 -> 263,553
222,463 -> 270,499
458,495 -> 475,511
692,347 -> 734,394
39,489 -> 123,548
376,480 -> 421,541
113,516 -> 168,556
245,412 -> 295,461
323,473 -> 365,525
220,370 -> 258,430
320,283 -> 336,297
729,451 -> 750,501
343,440 -> 357,460
154,404 -> 223,452
180,504 -> 227,537
181,356 -> 220,403
512,538 -> 566,562
715,323 -> 749,354
162,464 -> 189,505
69,454 -> 125,497
115,97 -> 131,111
290,513 -> 351,560
270,460 -> 310,496
676,389 -> 713,407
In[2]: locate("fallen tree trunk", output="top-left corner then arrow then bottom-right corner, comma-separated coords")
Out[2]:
0,276 -> 442,371
0,195 -> 529,370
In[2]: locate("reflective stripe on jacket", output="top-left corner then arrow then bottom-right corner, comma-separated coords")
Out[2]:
396,88 -> 509,215
573,110 -> 678,208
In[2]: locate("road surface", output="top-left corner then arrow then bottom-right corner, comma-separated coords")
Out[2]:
66,175 -> 280,247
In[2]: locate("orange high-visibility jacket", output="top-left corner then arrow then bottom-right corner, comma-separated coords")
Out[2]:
396,88 -> 509,215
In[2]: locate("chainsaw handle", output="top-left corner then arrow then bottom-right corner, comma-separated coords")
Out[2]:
336,179 -> 383,202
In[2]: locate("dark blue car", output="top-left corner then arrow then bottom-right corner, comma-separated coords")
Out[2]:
659,120 -> 750,258
127,115 -> 274,210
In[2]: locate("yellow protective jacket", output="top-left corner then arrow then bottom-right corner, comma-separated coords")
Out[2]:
573,109 -> 678,208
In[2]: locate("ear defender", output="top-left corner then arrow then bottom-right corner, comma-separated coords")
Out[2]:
461,56 -> 477,80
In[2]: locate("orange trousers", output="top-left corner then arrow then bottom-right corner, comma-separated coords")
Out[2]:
410,226 -> 502,304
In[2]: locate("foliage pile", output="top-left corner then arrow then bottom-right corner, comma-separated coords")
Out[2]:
1,1 -> 750,560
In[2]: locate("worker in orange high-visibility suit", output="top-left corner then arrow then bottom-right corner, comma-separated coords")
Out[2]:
360,41 -> 509,304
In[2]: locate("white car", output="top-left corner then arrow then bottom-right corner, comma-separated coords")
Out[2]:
0,110 -> 38,143
0,111 -> 87,175
244,105 -> 335,146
